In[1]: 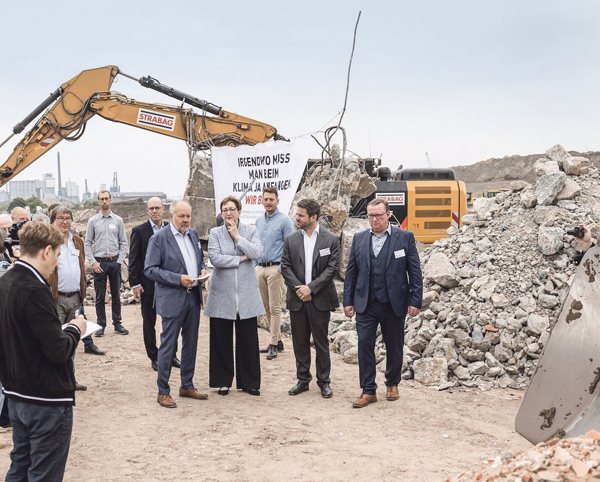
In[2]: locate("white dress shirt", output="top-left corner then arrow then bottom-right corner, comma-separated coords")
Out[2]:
302,224 -> 320,285
170,224 -> 199,286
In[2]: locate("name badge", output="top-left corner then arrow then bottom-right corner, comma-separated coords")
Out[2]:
319,248 -> 331,257
394,249 -> 405,258
109,224 -> 117,230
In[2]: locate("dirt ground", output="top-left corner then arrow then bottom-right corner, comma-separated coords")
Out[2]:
0,304 -> 531,481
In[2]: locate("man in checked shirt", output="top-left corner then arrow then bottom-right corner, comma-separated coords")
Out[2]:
85,190 -> 129,337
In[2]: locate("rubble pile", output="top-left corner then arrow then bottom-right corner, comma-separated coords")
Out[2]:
447,431 -> 600,481
291,145 -> 376,236
330,145 -> 600,390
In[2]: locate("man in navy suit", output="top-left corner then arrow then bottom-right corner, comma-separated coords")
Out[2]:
129,197 -> 180,371
144,200 -> 209,408
343,198 -> 423,408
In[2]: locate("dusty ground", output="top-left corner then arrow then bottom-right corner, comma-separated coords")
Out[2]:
0,304 -> 531,481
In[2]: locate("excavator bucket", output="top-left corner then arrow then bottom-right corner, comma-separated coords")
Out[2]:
515,246 -> 600,443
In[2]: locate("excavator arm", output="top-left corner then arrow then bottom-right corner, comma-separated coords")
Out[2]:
0,65 -> 280,187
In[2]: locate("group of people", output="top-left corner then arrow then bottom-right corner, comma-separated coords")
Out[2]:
0,186 -> 424,480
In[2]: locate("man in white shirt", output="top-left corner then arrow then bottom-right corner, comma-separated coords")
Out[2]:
280,199 -> 340,399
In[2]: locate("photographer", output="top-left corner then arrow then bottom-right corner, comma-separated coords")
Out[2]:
0,229 -> 10,274
572,225 -> 596,265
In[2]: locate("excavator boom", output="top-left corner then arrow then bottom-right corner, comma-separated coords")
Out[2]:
0,65 -> 280,187
0,66 -> 118,186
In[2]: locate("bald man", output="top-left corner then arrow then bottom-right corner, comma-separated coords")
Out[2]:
10,207 -> 28,224
128,197 -> 179,371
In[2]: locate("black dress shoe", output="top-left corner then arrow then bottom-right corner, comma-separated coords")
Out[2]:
151,360 -> 158,371
260,341 -> 285,353
218,388 -> 229,396
320,383 -> 333,398
114,324 -> 129,335
95,326 -> 105,337
84,344 -> 106,356
247,388 -> 260,396
171,357 -> 181,368
266,344 -> 278,360
288,381 -> 309,396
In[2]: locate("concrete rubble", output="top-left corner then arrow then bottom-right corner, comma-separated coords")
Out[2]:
447,431 -> 600,481
330,144 -> 600,391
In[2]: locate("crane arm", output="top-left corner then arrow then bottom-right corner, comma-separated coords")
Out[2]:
88,93 -> 277,149
0,65 -> 119,187
0,65 -> 281,188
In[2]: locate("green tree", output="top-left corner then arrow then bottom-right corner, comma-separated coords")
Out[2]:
8,197 -> 26,211
24,197 -> 47,211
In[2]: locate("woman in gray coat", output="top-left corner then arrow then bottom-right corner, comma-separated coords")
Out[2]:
205,196 -> 265,396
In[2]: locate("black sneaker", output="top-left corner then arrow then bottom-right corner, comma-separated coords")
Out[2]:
114,324 -> 129,335
95,326 -> 105,337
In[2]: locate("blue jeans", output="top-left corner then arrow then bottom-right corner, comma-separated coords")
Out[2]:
6,399 -> 73,482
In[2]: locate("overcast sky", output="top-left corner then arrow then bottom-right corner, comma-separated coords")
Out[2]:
1,1 -> 599,198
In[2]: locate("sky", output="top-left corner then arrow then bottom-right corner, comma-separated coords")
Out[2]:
1,1 -> 600,199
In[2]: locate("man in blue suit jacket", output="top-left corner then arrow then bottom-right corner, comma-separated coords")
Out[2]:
343,198 -> 423,408
144,200 -> 209,408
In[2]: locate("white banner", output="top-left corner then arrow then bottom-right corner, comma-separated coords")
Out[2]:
211,137 -> 313,225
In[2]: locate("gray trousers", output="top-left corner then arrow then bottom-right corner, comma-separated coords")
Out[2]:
6,399 -> 73,482
57,293 -> 92,348
157,289 -> 201,395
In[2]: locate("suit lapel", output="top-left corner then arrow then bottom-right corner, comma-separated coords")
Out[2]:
363,231 -> 371,270
296,231 -> 305,269
189,229 -> 203,271
386,228 -> 397,268
166,228 -> 187,270
312,230 -> 325,266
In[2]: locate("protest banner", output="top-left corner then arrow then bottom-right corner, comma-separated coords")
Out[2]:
211,137 -> 312,224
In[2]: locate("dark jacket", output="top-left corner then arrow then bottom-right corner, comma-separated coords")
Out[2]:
0,261 -> 81,406
145,226 -> 206,319
343,226 -> 423,317
129,220 -> 168,294
280,227 -> 340,312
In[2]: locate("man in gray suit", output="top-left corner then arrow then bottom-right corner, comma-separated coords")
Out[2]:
281,199 -> 340,399
144,200 -> 209,408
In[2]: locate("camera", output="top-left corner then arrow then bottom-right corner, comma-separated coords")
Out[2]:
566,226 -> 585,238
4,220 -> 27,256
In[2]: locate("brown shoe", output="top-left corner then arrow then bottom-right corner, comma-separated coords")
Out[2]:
352,393 -> 377,408
75,382 -> 87,391
386,385 -> 399,401
179,388 -> 209,400
157,394 -> 177,408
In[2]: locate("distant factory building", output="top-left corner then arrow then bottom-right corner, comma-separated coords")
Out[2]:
113,192 -> 167,202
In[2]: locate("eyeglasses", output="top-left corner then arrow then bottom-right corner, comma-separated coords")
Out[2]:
222,208 -> 237,213
367,213 -> 387,219
148,207 -> 162,211
56,217 -> 72,222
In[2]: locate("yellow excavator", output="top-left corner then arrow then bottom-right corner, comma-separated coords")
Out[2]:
0,65 -> 282,187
